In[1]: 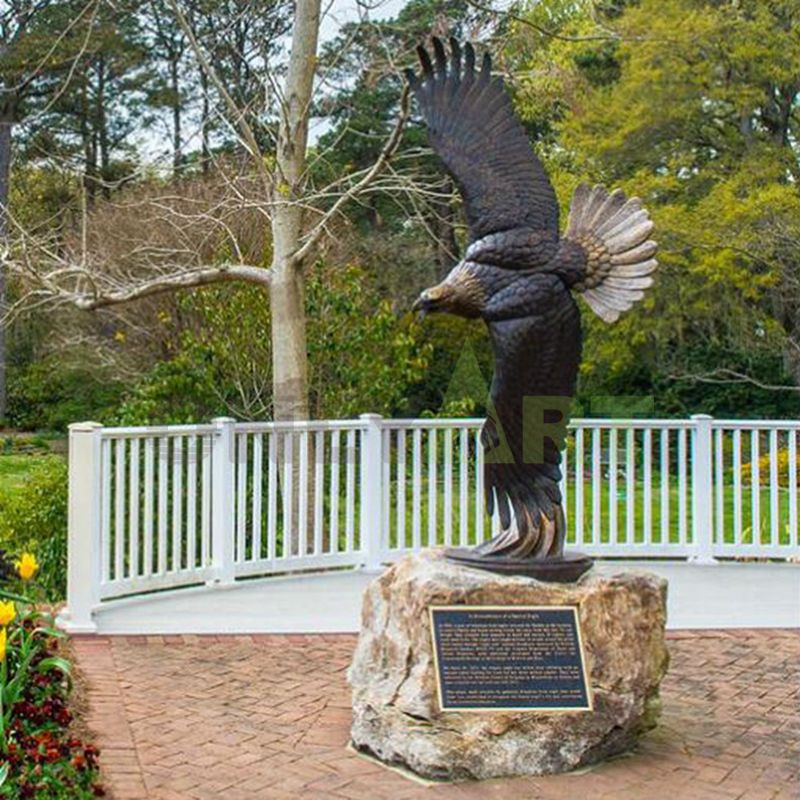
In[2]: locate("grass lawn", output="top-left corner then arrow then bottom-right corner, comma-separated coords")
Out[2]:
0,453 -> 62,508
383,476 -> 797,549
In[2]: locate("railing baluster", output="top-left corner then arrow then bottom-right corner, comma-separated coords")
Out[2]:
609,428 -> 618,544
412,428 -> 422,551
443,428 -> 453,547
143,437 -> 154,577
158,438 -> 168,575
643,428 -> 652,547
201,434 -> 211,568
475,429 -> 484,544
267,432 -> 278,562
751,429 -> 760,545
591,428 -> 601,546
187,436 -> 197,571
172,437 -> 183,572
574,428 -> 584,546
733,429 -> 742,545
459,429 -> 468,546
300,431 -> 310,556
236,434 -> 247,563
659,429 -> 669,544
128,439 -> 140,579
101,438 -> 111,584
283,433 -> 294,558
345,429 -> 356,555
397,430 -> 406,550
114,438 -> 125,581
560,434 -> 569,535
714,428 -> 724,550
427,429 -> 437,548
252,433 -> 263,562
678,428 -> 687,546
769,429 -> 779,547
382,428 -> 391,553
314,431 -> 324,556
329,430 -> 340,554
626,427 -> 636,545
790,430 -> 798,547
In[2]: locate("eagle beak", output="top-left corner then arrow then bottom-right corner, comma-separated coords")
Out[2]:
413,286 -> 446,319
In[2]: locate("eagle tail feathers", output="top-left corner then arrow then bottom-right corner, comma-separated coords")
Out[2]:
473,504 -> 565,560
566,182 -> 657,323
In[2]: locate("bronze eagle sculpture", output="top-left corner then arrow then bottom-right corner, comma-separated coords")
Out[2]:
406,38 -> 657,579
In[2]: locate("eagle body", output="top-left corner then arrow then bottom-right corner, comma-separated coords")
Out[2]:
407,38 -> 657,560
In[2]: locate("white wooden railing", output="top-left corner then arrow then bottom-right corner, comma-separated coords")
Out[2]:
63,414 -> 800,631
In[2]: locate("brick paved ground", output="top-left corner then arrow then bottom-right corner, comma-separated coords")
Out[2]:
72,630 -> 800,800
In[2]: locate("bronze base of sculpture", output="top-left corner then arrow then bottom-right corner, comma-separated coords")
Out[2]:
444,548 -> 593,583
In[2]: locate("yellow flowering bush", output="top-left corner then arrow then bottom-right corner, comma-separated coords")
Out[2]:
740,448 -> 800,488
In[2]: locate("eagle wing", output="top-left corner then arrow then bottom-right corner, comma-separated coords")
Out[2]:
479,276 -> 582,559
405,37 -> 559,242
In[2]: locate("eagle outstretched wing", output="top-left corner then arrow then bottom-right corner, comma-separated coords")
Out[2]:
405,37 -> 559,241
477,275 -> 581,559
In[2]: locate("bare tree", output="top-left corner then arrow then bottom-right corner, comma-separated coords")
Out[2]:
3,0 -> 413,424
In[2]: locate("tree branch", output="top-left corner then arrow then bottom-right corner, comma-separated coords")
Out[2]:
167,0 -> 270,185
466,0 -> 621,43
669,367 -> 800,393
292,84 -> 410,266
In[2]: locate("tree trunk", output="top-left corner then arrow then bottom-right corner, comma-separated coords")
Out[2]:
269,0 -> 321,554
200,70 -> 210,175
80,82 -> 98,206
171,57 -> 182,174
0,112 -> 11,422
269,0 -> 320,423
97,58 -> 111,199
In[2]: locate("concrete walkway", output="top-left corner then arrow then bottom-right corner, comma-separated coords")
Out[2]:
73,629 -> 799,800
92,560 -> 800,634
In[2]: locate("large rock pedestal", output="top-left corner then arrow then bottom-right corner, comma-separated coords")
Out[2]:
349,550 -> 669,780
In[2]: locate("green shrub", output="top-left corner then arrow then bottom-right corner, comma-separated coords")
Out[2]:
7,357 -> 123,432
0,459 -> 68,601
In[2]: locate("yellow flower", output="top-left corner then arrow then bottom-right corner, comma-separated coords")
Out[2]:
0,628 -> 6,661
16,553 -> 39,581
0,601 -> 14,626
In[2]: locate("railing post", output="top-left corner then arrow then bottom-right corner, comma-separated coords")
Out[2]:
60,422 -> 103,633
689,413 -> 718,564
209,417 -> 236,585
359,413 -> 385,572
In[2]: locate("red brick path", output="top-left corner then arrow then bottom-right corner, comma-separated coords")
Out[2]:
72,630 -> 800,800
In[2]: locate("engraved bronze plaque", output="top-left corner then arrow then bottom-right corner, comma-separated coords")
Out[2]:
429,605 -> 592,712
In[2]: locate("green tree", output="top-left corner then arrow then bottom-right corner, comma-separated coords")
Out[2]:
510,0 -> 800,417
114,262 -> 431,424
1,0 -> 103,421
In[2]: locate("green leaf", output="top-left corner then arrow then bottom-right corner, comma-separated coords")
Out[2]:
37,655 -> 72,678
0,589 -> 31,604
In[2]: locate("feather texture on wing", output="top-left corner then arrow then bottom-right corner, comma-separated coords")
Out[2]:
477,274 -> 581,559
405,37 -> 559,241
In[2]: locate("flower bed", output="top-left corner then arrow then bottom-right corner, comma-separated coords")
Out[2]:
0,551 -> 104,799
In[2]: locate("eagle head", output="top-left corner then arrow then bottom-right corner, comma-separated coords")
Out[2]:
412,261 -> 485,319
